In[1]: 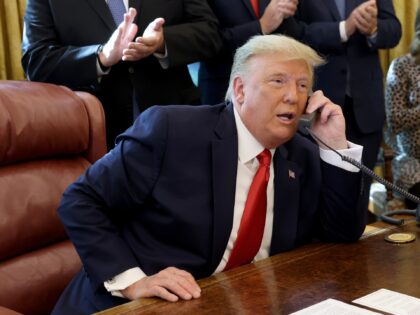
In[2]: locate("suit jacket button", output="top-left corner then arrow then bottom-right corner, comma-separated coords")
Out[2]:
128,67 -> 135,74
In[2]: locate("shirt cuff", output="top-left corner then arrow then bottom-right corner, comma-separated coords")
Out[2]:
319,141 -> 363,173
339,21 -> 348,42
96,58 -> 111,76
367,31 -> 378,47
154,44 -> 169,69
104,267 -> 146,297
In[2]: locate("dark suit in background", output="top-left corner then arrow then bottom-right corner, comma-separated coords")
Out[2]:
22,0 -> 221,148
295,0 -> 401,218
295,0 -> 401,171
198,0 -> 304,105
53,103 -> 366,314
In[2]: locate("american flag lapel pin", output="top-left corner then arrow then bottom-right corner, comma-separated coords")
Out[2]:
288,169 -> 295,179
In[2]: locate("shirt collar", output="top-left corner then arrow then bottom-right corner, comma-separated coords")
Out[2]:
233,106 -> 274,164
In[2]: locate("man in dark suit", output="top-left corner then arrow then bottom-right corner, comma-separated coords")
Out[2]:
22,0 -> 221,149
53,35 -> 366,314
199,0 -> 303,105
295,0 -> 402,215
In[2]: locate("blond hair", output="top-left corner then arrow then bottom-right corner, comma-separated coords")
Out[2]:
225,34 -> 325,101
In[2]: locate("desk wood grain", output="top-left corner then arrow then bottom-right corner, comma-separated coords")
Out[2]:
96,221 -> 420,314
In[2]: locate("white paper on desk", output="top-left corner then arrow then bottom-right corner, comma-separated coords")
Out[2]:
353,288 -> 420,315
289,298 -> 381,314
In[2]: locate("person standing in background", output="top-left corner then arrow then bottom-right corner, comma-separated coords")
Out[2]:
22,0 -> 222,149
384,5 -> 420,210
198,0 -> 303,105
295,0 -> 401,218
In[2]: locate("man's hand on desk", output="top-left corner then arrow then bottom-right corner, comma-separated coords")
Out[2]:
120,266 -> 201,302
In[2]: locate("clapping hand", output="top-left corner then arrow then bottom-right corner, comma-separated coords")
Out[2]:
99,8 -> 138,67
260,0 -> 298,34
122,17 -> 166,61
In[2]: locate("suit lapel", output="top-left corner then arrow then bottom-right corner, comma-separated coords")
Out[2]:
87,0 -> 116,32
269,146 -> 301,254
209,103 -> 238,273
241,0 -> 258,19
322,0 -> 342,21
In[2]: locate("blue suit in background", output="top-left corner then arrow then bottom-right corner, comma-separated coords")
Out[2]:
53,103 -> 366,314
295,0 -> 401,219
295,0 -> 401,170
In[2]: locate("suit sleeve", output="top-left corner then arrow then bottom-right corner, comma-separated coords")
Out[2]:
318,162 -> 367,242
22,0 -> 100,89
295,0 -> 401,52
370,0 -> 402,49
163,0 -> 222,67
57,107 -> 168,290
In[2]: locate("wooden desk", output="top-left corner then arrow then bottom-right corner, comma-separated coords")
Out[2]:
96,221 -> 420,315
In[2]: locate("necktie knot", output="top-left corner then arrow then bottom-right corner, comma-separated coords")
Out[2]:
257,149 -> 271,167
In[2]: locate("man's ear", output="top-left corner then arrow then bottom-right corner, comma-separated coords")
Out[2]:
233,76 -> 245,105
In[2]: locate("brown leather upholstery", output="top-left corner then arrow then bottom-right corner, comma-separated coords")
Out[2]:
0,81 -> 107,315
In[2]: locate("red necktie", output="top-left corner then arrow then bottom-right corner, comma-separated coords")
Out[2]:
224,149 -> 271,271
250,0 -> 260,17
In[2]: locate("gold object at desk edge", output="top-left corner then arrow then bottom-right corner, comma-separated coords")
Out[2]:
384,232 -> 416,244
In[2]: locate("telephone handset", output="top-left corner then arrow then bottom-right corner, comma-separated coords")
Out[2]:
298,96 -> 317,135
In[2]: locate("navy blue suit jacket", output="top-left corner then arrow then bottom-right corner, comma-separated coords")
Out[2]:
198,0 -> 304,104
54,103 -> 366,314
22,0 -> 221,148
296,0 -> 401,133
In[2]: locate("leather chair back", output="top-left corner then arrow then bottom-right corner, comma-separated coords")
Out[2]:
0,81 -> 107,315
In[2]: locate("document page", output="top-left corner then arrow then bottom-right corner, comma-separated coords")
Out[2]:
353,288 -> 420,315
290,298 -> 381,314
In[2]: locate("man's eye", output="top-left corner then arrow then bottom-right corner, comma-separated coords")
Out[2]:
298,83 -> 308,91
271,79 -> 284,85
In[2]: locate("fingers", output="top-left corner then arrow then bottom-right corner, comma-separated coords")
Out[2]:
351,1 -> 377,34
146,267 -> 201,301
261,0 -> 296,34
151,17 -> 165,31
123,267 -> 201,302
172,268 -> 201,298
277,0 -> 298,18
306,90 -> 328,113
122,37 -> 158,61
317,101 -> 342,124
307,91 -> 347,150
125,8 -> 137,25
306,91 -> 342,124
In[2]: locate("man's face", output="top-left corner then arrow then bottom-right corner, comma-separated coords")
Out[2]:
233,53 -> 311,149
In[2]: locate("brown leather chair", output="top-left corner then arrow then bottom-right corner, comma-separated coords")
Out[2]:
0,81 -> 107,315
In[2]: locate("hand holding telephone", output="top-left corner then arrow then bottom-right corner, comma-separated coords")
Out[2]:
298,94 -> 419,225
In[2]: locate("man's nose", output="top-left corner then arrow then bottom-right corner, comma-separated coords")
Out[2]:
283,82 -> 298,104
